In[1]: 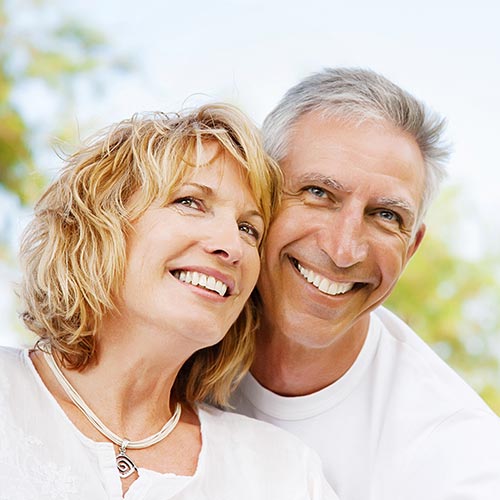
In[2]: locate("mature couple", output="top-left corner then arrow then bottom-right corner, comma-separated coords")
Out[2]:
1,68 -> 499,499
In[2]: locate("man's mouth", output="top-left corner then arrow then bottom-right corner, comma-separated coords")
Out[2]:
291,258 -> 357,296
171,270 -> 229,297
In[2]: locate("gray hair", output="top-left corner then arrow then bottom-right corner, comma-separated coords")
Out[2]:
262,67 -> 451,227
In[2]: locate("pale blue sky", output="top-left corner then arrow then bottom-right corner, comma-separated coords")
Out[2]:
2,0 -> 499,346
59,0 -> 500,255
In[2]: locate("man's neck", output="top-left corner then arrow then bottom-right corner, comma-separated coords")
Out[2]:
251,316 -> 370,397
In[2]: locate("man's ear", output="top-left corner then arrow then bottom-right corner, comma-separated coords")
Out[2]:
408,224 -> 426,259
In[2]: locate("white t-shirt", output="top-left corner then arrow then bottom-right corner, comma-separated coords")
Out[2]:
232,307 -> 500,500
0,346 -> 338,500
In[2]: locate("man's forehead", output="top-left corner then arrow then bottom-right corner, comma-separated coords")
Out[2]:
283,113 -> 424,190
289,110 -> 421,152
285,133 -> 423,173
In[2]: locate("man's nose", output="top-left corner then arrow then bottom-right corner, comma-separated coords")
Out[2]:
320,209 -> 369,268
203,219 -> 244,265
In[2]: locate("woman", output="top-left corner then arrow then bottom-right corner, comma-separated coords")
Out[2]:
0,104 -> 338,499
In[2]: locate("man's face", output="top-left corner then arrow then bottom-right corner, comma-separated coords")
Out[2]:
257,112 -> 426,349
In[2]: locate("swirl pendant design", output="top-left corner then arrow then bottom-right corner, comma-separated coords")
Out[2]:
116,450 -> 137,478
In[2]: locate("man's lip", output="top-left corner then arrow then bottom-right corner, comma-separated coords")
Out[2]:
169,266 -> 236,295
289,256 -> 367,291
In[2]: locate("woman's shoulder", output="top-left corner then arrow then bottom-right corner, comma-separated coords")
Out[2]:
0,344 -> 26,360
0,345 -> 29,375
0,346 -> 35,425
0,346 -> 36,399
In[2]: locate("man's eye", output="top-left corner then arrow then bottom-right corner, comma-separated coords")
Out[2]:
239,222 -> 260,241
379,210 -> 401,223
306,186 -> 327,198
173,197 -> 203,210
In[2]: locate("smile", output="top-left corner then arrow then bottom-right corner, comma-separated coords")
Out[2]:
172,270 -> 229,297
292,259 -> 355,296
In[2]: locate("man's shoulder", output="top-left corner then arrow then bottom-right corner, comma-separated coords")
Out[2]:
374,305 -> 433,350
233,308 -> 495,420
373,306 -> 495,414
199,403 -> 313,451
197,404 -> 338,496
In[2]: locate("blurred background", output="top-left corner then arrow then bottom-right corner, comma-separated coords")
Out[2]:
1,0 -> 499,413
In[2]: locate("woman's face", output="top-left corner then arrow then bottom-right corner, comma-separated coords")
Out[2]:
119,148 -> 264,349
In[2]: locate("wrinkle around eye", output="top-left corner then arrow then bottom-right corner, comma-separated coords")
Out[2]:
282,187 -> 302,198
283,186 -> 328,200
280,187 -> 336,213
374,211 -> 413,238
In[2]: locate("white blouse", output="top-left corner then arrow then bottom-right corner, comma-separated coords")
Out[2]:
0,347 -> 338,499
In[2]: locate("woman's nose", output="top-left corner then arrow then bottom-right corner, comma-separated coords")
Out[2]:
203,220 -> 244,265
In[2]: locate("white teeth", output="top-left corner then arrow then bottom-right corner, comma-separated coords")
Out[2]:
215,281 -> 227,297
296,262 -> 355,296
319,278 -> 330,293
207,276 -> 216,290
172,270 -> 228,297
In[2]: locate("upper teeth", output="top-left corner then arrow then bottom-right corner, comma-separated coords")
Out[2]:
173,270 -> 228,297
296,262 -> 354,296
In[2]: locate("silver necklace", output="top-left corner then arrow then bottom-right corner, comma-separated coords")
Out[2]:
44,350 -> 182,478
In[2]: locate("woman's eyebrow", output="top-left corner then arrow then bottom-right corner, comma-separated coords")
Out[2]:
181,182 -> 214,195
245,209 -> 264,222
182,183 -> 263,220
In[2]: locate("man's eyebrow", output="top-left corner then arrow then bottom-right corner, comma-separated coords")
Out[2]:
296,173 -> 348,192
294,174 -> 417,223
377,197 -> 416,224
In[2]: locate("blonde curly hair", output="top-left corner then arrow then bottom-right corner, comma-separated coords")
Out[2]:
20,103 -> 282,406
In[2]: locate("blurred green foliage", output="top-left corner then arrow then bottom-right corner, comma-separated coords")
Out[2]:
0,0 -> 129,344
0,0 -> 498,418
387,190 -> 500,415
0,0 -> 127,203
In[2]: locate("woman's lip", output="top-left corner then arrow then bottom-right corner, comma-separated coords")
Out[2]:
173,277 -> 229,302
168,265 -> 236,294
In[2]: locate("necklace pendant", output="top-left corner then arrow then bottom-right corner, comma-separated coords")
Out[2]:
116,449 -> 137,479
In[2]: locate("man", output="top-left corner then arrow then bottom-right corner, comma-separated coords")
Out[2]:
232,68 -> 500,499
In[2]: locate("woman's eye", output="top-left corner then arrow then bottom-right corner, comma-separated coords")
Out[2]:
239,222 -> 260,242
174,197 -> 203,210
306,186 -> 327,198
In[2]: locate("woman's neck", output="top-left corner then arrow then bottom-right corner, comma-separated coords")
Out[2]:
36,315 -> 199,441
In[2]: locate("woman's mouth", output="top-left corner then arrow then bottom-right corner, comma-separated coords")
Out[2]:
171,270 -> 229,297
